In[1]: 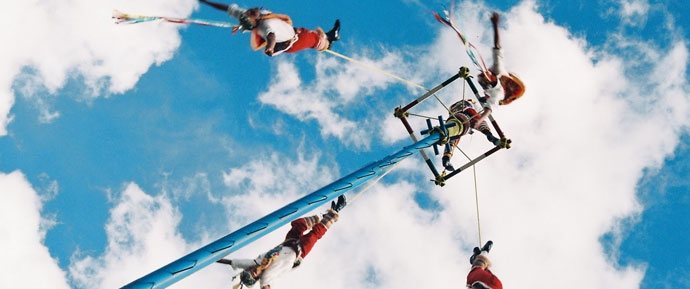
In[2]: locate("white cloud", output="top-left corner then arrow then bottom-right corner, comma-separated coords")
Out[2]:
1,0 -> 197,134
372,1 -> 689,288
258,50 -> 418,150
617,0 -> 651,26
241,2 -> 689,288
20,1 -> 690,289
0,170 -> 70,289
68,182 -> 233,289
66,151 -> 340,289
275,180 -> 467,289
219,151 -> 337,226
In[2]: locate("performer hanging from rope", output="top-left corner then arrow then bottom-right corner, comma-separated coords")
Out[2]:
474,12 -> 525,129
199,0 -> 340,56
441,99 -> 501,171
216,195 -> 347,288
467,240 -> 502,289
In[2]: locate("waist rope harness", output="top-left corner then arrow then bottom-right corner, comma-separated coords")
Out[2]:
281,238 -> 304,268
235,241 -> 302,289
253,246 -> 281,277
254,238 -> 304,275
270,34 -> 299,56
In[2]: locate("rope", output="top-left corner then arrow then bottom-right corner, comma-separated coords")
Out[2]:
323,49 -> 486,129
432,6 -> 491,80
444,76 -> 485,246
323,49 -> 454,116
348,157 -> 405,205
324,48 -> 484,245
406,112 -> 437,120
323,50 -> 426,91
112,9 -> 237,28
453,143 -> 482,246
472,158 -> 482,246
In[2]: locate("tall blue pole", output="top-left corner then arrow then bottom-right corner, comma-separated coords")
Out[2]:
121,131 -> 442,289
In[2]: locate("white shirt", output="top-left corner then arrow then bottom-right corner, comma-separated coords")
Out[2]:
490,48 -> 508,76
258,246 -> 297,287
256,18 -> 295,42
230,246 -> 298,288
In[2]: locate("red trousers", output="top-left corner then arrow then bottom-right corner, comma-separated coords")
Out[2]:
285,28 -> 326,53
284,218 -> 327,258
467,267 -> 503,289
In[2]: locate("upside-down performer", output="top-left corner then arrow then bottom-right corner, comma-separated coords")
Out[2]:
216,195 -> 347,289
441,99 -> 502,171
474,12 -> 525,128
467,240 -> 503,289
199,0 -> 340,56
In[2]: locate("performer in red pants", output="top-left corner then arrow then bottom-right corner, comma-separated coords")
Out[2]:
216,195 -> 346,289
467,240 -> 503,289
199,0 -> 340,56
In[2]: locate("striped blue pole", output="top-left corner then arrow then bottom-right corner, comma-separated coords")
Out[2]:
121,131 -> 442,289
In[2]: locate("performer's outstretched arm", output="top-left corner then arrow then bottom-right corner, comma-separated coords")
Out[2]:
491,12 -> 501,49
265,33 -> 277,56
199,0 -> 229,12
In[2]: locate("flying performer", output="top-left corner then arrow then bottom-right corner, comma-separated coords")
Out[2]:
474,12 -> 525,129
467,240 -> 502,289
198,0 -> 340,56
216,195 -> 347,289
441,99 -> 502,171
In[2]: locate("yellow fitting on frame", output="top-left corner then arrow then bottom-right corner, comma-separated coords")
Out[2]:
459,66 -> 471,79
435,172 -> 446,187
393,107 -> 409,118
498,138 -> 513,149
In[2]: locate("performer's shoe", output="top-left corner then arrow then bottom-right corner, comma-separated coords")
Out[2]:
442,155 -> 455,171
474,246 -> 482,255
481,240 -> 493,253
471,281 -> 492,289
326,19 -> 341,43
331,195 -> 346,212
469,246 -> 481,264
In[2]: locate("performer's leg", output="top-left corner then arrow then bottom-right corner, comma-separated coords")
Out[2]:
284,215 -> 320,240
285,28 -> 328,53
298,210 -> 337,257
442,138 -> 461,171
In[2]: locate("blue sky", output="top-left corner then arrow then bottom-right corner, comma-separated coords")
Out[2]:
1,0 -> 689,288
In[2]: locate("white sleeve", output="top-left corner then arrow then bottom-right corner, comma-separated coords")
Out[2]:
226,4 -> 247,20
482,83 -> 503,109
490,48 -> 508,77
230,254 -> 264,270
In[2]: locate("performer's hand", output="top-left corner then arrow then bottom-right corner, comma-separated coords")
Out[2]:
473,121 -> 482,130
265,33 -> 277,57
491,12 -> 500,25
